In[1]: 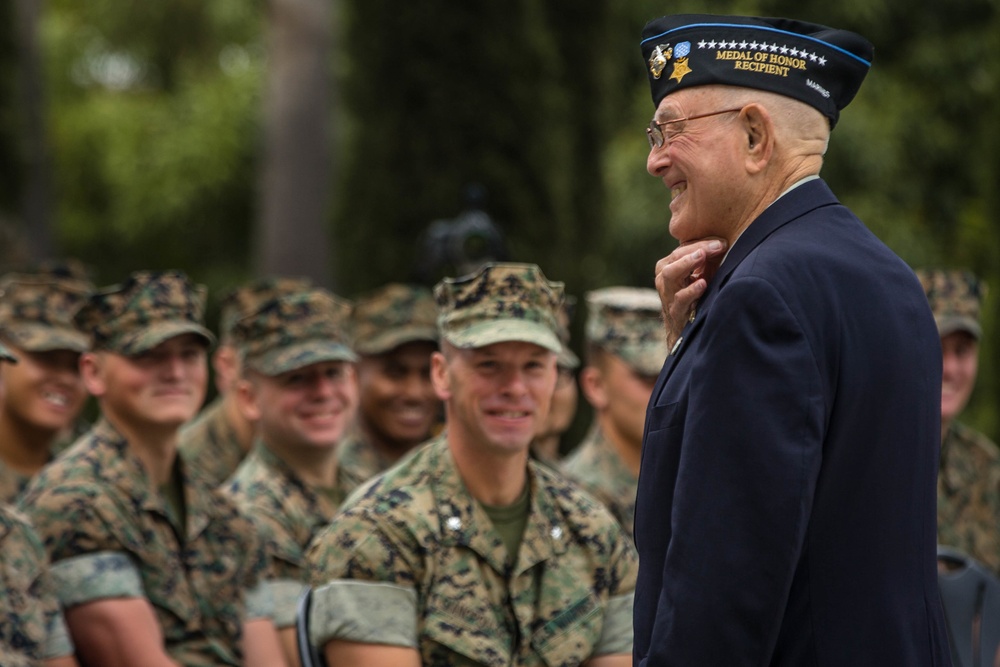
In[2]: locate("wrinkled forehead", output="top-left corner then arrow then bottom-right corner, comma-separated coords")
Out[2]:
653,85 -> 725,120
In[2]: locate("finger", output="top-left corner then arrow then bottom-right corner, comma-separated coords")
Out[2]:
658,250 -> 706,289
669,279 -> 706,315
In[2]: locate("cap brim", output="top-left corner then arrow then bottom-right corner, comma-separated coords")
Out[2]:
937,315 -> 981,340
444,319 -> 561,354
616,343 -> 668,377
0,342 -> 16,363
249,340 -> 359,376
558,344 -> 580,369
119,321 -> 216,356
354,326 -> 439,355
3,323 -> 90,353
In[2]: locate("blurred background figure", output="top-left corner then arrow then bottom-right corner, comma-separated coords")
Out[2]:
0,261 -> 92,503
531,295 -> 579,464
0,338 -> 79,667
22,270 -> 284,666
337,283 -> 440,484
180,275 -> 311,487
562,287 -> 665,539
226,288 -> 358,667
919,269 -> 1000,572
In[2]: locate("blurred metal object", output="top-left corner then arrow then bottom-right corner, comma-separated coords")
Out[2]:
414,184 -> 508,284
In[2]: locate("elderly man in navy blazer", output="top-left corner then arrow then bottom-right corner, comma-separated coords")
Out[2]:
634,14 -> 951,666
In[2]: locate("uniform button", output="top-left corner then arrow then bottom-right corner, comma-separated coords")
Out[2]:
446,516 -> 463,531
550,526 -> 563,540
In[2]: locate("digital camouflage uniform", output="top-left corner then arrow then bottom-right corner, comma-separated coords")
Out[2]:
0,505 -> 74,666
0,265 -> 93,503
561,287 -> 666,540
918,269 -> 1000,572
20,271 -> 271,667
337,283 -> 440,485
228,443 -> 360,628
309,435 -> 637,666
225,288 -> 361,628
0,338 -> 74,666
180,276 -> 312,488
307,263 -> 638,666
179,397 -> 245,490
335,429 -> 389,491
561,426 -> 638,540
938,421 -> 1000,572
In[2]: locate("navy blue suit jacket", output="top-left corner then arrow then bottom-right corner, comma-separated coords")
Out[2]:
634,179 -> 951,666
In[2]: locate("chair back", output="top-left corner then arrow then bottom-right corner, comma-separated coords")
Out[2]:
296,586 -> 327,667
938,546 -> 1000,667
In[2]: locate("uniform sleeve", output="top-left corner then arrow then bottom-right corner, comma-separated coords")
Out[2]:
242,532 -> 275,622
305,508 -> 421,650
23,483 -> 122,563
1,514 -> 76,660
594,526 -> 638,656
645,276 -> 825,665
34,570 -> 75,659
24,485 -> 148,609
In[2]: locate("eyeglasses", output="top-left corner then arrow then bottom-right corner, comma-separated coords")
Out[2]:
646,107 -> 744,149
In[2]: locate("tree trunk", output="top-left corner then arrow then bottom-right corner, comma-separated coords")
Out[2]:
256,0 -> 335,287
14,0 -> 53,262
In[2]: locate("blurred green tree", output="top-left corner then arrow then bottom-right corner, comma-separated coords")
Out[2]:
1,0 -> 997,438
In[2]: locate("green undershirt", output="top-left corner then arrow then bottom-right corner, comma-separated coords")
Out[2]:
160,458 -> 187,539
318,484 -> 344,508
480,484 -> 531,566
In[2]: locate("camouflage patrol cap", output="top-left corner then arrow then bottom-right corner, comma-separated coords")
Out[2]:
586,287 -> 667,376
0,266 -> 93,353
434,263 -> 563,353
352,283 -> 438,355
233,288 -> 358,376
556,296 -> 580,370
916,269 -> 986,340
74,270 -> 215,355
218,276 -> 313,343
0,340 -> 16,363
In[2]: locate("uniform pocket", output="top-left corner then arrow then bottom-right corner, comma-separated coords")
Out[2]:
422,606 -> 510,667
531,593 -> 602,667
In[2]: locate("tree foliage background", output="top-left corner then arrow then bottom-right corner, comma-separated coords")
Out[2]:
1,0 -> 998,438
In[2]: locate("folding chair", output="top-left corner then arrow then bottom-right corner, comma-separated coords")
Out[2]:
296,586 -> 327,667
938,546 -> 1000,667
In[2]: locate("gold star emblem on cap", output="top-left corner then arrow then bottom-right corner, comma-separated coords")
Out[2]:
669,57 -> 692,83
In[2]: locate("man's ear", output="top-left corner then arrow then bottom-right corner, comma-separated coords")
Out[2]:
212,345 -> 239,394
79,352 -> 105,397
235,377 -> 262,422
430,351 -> 452,401
741,103 -> 774,173
579,365 -> 609,411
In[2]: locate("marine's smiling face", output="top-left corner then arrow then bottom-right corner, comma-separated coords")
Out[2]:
433,341 -> 557,456
940,330 -> 978,426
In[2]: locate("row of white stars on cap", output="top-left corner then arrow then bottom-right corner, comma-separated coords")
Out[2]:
697,39 -> 827,65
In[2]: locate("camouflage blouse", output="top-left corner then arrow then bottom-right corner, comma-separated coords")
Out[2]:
561,425 -> 638,541
938,420 -> 1000,572
227,442 -> 359,628
307,434 -> 638,667
179,397 -> 248,489
21,419 -> 269,667
0,506 -> 73,665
